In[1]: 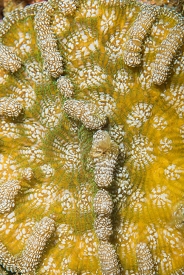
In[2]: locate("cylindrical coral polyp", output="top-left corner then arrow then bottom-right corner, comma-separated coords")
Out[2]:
17,217 -> 55,274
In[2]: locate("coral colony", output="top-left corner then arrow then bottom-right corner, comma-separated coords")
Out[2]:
0,0 -> 184,274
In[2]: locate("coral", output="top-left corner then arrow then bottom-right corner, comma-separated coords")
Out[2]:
90,130 -> 119,187
0,0 -> 184,274
0,180 -> 21,214
136,242 -> 157,275
93,189 -> 113,216
64,100 -> 107,130
124,5 -> 159,67
0,266 -> 8,275
98,241 -> 121,275
0,45 -> 22,72
0,97 -> 23,119
57,76 -> 74,98
17,217 -> 55,274
152,21 -> 184,85
94,216 -> 113,241
0,217 -> 55,274
34,2 -> 64,78
136,0 -> 184,15
0,242 -> 18,273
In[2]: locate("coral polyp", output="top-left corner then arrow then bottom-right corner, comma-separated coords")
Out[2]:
0,0 -> 184,274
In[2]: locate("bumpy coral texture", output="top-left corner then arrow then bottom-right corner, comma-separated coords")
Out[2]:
0,0 -> 184,274
136,0 -> 184,15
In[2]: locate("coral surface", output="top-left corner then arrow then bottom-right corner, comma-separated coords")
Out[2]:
136,0 -> 184,15
0,0 -> 184,274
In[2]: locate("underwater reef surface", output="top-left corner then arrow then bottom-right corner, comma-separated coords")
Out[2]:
2,0 -> 46,19
136,0 -> 184,14
0,0 -> 184,274
1,0 -> 184,18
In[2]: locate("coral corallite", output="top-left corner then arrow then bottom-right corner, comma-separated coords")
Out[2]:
0,0 -> 184,274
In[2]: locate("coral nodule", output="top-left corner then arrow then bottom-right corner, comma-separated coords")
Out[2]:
0,0 -> 184,274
